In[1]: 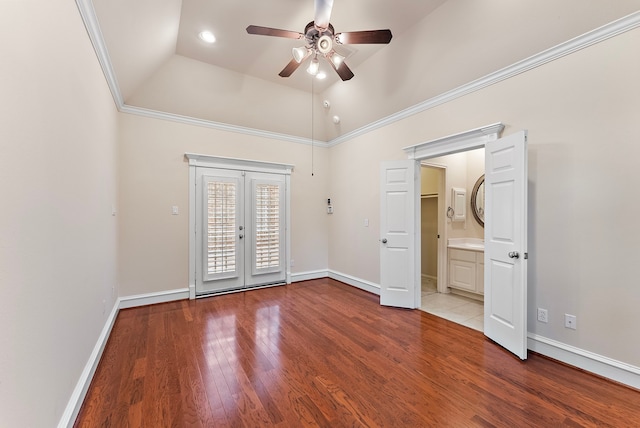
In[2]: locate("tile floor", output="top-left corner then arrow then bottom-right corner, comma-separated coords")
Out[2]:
420,277 -> 484,332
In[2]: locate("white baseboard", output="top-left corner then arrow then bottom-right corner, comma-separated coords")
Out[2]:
59,287 -> 194,427
528,333 -> 640,390
57,301 -> 119,428
291,269 -> 329,282
328,270 -> 380,295
119,287 -> 190,309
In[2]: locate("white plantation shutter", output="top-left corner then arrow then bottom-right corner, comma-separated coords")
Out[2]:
206,181 -> 237,275
254,184 -> 280,269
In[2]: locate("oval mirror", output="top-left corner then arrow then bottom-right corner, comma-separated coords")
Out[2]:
471,174 -> 485,227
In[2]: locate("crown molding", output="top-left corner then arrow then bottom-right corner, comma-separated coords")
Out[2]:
76,0 -> 639,149
75,0 -> 123,107
119,104 -> 320,146
327,10 -> 640,147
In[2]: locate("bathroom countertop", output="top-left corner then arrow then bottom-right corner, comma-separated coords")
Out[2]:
448,238 -> 484,251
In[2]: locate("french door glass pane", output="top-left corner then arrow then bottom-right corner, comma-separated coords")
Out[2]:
207,181 -> 236,274
255,184 -> 280,269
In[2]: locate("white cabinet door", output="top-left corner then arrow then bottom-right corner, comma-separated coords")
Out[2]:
196,168 -> 286,295
379,160 -> 420,308
484,131 -> 528,360
449,259 -> 476,292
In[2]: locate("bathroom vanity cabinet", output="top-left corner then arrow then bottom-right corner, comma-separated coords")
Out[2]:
448,248 -> 484,295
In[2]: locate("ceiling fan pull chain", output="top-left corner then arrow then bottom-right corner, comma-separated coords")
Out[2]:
311,77 -> 314,177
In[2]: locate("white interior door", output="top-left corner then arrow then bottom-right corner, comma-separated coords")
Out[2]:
196,168 -> 286,295
380,160 -> 420,308
484,130 -> 528,359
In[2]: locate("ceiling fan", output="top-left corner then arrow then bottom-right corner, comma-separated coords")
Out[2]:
246,0 -> 392,81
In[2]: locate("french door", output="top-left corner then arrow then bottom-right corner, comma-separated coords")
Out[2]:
195,167 -> 286,295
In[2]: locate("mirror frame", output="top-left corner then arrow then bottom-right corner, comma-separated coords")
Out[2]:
471,174 -> 485,227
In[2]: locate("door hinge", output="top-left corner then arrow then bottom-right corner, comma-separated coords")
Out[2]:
524,252 -> 528,259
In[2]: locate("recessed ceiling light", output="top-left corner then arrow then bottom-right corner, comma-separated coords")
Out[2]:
316,71 -> 327,80
199,31 -> 216,44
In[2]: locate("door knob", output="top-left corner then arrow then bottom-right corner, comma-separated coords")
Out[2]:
508,251 -> 519,259
239,226 -> 244,231
239,234 -> 244,239
381,238 -> 388,244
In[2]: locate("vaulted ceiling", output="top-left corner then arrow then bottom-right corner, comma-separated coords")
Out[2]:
89,0 -> 640,142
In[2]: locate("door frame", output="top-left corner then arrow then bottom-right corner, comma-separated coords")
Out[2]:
185,153 -> 294,299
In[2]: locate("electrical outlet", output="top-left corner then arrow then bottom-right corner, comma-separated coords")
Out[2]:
565,314 -> 577,330
537,308 -> 548,323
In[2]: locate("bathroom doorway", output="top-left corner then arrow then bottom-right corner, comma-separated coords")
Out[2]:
419,151 -> 485,332
381,124 -> 529,359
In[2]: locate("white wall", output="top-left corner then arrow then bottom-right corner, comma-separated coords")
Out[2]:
327,27 -> 640,368
117,113 -> 329,297
0,1 -> 119,427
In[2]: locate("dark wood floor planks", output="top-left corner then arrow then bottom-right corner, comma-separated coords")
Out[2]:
75,278 -> 640,427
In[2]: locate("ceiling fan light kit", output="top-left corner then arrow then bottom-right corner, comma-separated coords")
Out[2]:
246,0 -> 392,81
307,57 -> 320,76
329,51 -> 344,67
292,46 -> 310,63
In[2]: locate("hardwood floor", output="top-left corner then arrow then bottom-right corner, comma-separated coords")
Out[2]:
75,279 -> 640,427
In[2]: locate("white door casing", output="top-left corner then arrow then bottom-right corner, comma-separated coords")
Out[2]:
380,160 -> 420,308
484,130 -> 528,360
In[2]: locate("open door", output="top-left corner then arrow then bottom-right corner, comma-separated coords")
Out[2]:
484,131 -> 528,359
379,160 -> 420,308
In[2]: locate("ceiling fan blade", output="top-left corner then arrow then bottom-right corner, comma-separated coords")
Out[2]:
279,59 -> 303,78
246,25 -> 304,39
336,29 -> 393,44
314,0 -> 334,31
329,60 -> 354,81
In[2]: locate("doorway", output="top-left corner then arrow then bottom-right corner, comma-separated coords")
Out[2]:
419,155 -> 485,332
380,123 -> 529,359
195,168 -> 286,295
186,153 -> 293,299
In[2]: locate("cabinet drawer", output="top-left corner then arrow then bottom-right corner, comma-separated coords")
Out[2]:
449,248 -> 476,263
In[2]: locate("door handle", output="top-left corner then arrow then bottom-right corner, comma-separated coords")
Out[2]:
239,234 -> 244,239
381,238 -> 388,244
508,251 -> 519,259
